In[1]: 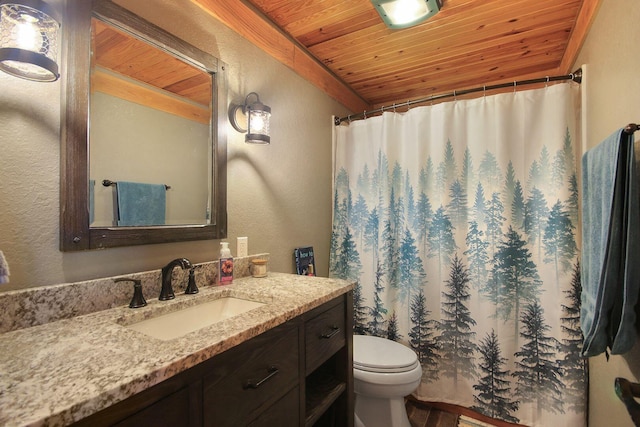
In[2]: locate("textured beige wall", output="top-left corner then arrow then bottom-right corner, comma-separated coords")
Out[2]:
573,0 -> 640,425
4,4 -> 638,425
0,0 -> 350,290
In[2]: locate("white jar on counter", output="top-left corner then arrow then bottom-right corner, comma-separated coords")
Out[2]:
251,259 -> 268,278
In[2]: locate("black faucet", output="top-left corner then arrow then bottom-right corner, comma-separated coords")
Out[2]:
160,258 -> 192,300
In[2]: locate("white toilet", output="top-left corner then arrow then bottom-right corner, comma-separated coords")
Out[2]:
353,335 -> 422,427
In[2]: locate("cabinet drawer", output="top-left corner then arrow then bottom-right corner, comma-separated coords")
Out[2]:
203,321 -> 299,427
305,300 -> 346,374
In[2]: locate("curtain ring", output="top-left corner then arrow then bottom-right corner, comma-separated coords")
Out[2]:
454,90 -> 457,101
393,103 -> 396,113
545,76 -> 550,87
406,100 -> 411,110
364,110 -> 367,119
483,85 -> 486,98
513,81 -> 517,92
348,115 -> 351,124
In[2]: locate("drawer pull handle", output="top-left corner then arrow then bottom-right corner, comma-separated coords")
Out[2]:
321,326 -> 340,339
243,366 -> 279,389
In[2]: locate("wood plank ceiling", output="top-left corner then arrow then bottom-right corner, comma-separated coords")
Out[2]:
92,19 -> 211,107
196,0 -> 601,113
92,18 -> 212,123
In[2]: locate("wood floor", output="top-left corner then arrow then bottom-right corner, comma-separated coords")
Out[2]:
405,399 -> 460,427
404,398 -> 505,427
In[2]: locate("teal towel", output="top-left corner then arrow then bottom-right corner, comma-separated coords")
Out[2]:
116,181 -> 166,226
581,129 -> 640,357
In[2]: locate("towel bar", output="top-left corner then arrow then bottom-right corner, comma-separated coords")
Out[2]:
102,179 -> 170,190
615,377 -> 640,426
624,123 -> 640,134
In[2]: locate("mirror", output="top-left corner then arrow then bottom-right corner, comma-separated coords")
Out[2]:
61,0 -> 227,250
90,18 -> 213,227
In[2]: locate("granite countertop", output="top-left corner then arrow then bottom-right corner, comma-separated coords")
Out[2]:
0,273 -> 353,426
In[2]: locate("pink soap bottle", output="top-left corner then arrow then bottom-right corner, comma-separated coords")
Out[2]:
218,241 -> 234,285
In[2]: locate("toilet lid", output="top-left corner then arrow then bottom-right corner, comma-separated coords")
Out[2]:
353,335 -> 419,373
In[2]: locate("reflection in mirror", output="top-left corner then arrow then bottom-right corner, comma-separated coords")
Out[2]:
60,0 -> 227,251
90,18 -> 212,227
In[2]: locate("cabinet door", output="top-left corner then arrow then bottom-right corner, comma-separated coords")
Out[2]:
203,321 -> 299,427
247,386 -> 299,427
113,386 -> 191,427
72,375 -> 201,427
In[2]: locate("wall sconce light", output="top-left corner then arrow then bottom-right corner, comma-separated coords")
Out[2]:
229,92 -> 271,144
0,0 -> 60,82
371,0 -> 442,29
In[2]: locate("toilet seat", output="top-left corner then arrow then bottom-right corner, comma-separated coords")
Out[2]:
353,335 -> 420,373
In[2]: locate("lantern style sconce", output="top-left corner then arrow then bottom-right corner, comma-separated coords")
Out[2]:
229,92 -> 271,144
0,0 -> 60,82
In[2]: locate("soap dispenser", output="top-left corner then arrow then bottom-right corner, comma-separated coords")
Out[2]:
218,241 -> 234,285
220,241 -> 231,258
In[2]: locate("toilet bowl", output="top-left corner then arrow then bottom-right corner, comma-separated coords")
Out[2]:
353,335 -> 422,427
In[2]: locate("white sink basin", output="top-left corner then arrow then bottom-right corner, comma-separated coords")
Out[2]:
125,297 -> 265,341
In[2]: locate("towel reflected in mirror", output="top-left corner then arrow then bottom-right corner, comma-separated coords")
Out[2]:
116,181 -> 167,226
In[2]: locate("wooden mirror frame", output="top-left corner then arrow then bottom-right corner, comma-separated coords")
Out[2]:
60,0 -> 227,251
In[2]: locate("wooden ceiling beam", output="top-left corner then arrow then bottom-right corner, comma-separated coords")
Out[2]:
559,0 -> 603,72
92,70 -> 211,124
191,0 -> 370,113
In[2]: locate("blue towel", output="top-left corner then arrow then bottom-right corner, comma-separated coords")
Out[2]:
116,181 -> 166,226
581,129 -> 640,357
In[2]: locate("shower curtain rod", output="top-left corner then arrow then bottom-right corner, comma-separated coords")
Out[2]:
334,68 -> 583,126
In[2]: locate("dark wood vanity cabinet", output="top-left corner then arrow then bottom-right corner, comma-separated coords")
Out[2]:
202,321 -> 300,426
303,297 -> 352,427
73,292 -> 353,427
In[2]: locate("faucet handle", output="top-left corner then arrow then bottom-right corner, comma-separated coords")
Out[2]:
115,278 -> 147,308
185,268 -> 199,294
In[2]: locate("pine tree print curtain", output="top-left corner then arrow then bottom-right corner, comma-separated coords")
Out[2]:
330,83 -> 587,427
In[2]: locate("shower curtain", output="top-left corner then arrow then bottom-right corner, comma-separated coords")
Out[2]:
330,83 -> 587,427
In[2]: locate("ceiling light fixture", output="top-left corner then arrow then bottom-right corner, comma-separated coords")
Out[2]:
0,0 -> 60,82
229,92 -> 271,144
371,0 -> 442,29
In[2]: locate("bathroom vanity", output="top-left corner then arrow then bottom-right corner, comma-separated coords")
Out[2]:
0,272 -> 354,426
75,295 -> 352,426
